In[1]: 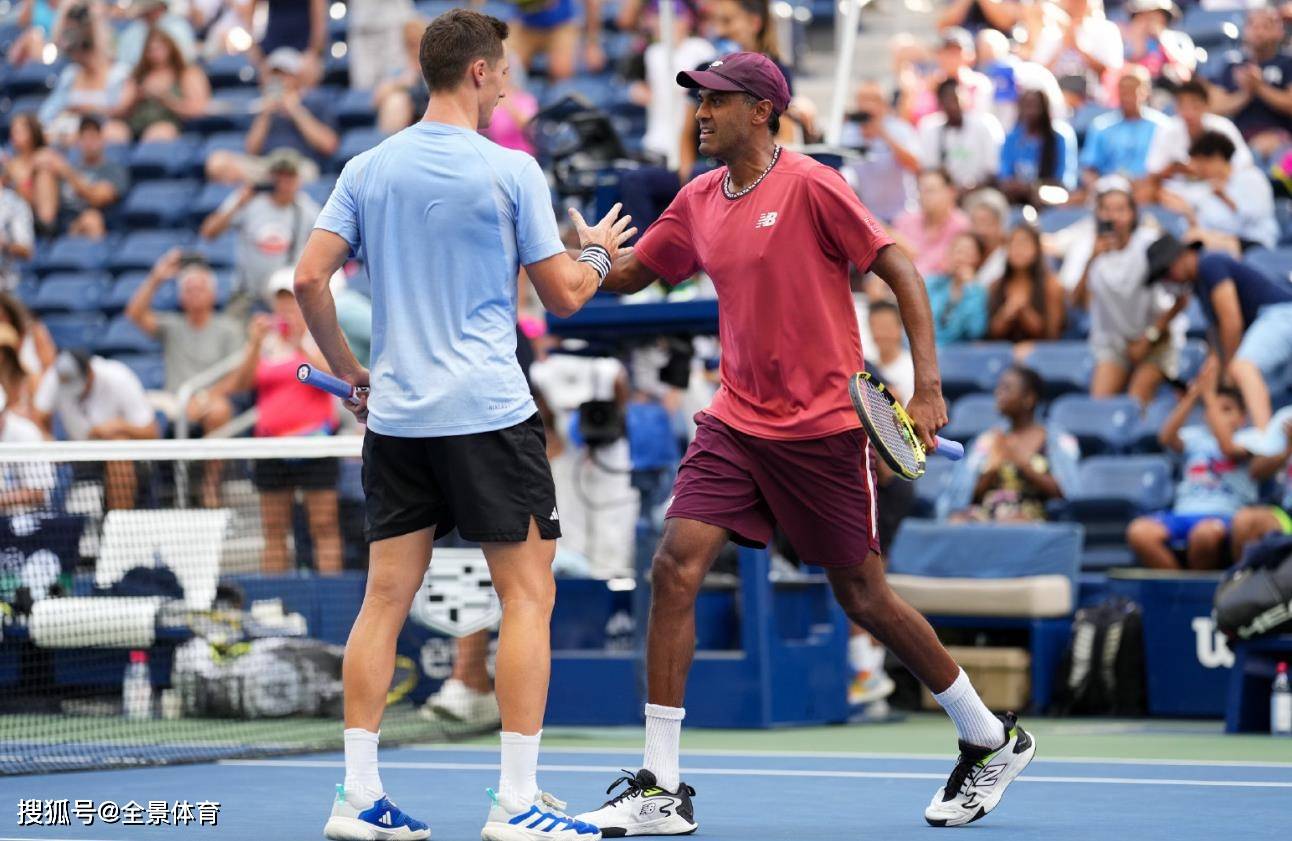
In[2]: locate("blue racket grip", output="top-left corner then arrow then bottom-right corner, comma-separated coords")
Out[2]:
296,364 -> 364,405
934,436 -> 964,460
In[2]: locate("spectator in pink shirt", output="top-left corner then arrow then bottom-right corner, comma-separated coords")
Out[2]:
482,57 -> 538,156
890,169 -> 970,278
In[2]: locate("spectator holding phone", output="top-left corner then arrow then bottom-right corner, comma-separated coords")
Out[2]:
224,268 -> 341,574
200,148 -> 321,312
842,81 -> 921,224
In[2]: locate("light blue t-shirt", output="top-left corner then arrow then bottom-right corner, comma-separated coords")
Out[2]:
1173,425 -> 1258,516
1079,108 -> 1167,178
315,122 -> 564,437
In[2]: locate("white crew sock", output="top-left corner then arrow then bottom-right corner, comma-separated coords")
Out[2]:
498,730 -> 542,813
933,669 -> 1006,749
642,703 -> 685,792
343,728 -> 384,804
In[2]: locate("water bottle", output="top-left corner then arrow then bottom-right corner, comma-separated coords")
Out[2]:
1272,662 -> 1291,736
123,650 -> 153,721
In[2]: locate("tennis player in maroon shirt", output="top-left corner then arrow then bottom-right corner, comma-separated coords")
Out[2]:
573,53 -> 1035,834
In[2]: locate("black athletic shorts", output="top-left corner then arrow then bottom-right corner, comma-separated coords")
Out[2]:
361,413 -> 561,544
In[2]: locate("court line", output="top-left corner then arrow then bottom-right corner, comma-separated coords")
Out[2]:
217,759 -> 1292,788
398,743 -> 1292,770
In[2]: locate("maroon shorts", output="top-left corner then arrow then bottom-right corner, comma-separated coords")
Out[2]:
665,412 -> 881,567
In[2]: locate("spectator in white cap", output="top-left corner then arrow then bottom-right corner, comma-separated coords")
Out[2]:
223,266 -> 341,574
33,350 -> 159,510
205,46 -> 338,184
201,147 -> 322,310
250,0 -> 329,86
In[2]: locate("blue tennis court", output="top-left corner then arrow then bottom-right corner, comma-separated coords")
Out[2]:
2,726 -> 1289,840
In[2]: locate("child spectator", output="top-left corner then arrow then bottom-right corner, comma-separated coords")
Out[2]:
1128,366 -> 1258,570
987,225 -> 1066,345
926,232 -> 990,345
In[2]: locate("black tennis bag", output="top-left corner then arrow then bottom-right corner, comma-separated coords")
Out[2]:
1051,597 -> 1146,716
1213,535 -> 1292,641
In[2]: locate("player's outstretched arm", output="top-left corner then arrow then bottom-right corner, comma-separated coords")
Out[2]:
525,203 -> 636,318
870,243 -> 948,449
599,252 -> 661,295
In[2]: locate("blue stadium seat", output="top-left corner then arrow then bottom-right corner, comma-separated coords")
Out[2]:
128,138 -> 201,180
541,75 -> 629,110
193,232 -> 236,268
1178,338 -> 1209,382
1069,454 -> 1174,512
190,181 -> 237,223
4,60 -> 68,96
942,392 -> 1004,444
122,180 -> 200,228
34,236 -> 110,275
322,55 -> 350,87
1142,205 -> 1188,237
1243,247 -> 1292,282
335,87 -> 378,129
1180,8 -> 1244,48
1,94 -> 50,132
43,313 -> 106,352
1130,392 -> 1205,452
95,315 -> 162,355
1037,206 -> 1088,234
28,273 -> 110,314
111,353 -> 166,390
109,230 -> 194,273
1276,198 -> 1292,246
203,53 -> 257,89
1048,394 -> 1140,454
1061,305 -> 1091,340
1024,341 -> 1093,398
334,128 -> 385,167
938,343 -> 1013,399
189,89 -> 260,133
106,271 -> 181,314
304,175 -> 338,207
912,456 -> 957,518
198,130 -> 249,163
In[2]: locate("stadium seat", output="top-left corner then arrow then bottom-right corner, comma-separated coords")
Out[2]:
111,352 -> 166,390
192,232 -> 237,268
122,180 -> 201,228
188,89 -> 260,133
1243,247 -> 1292,282
198,130 -> 250,165
333,128 -> 385,168
95,316 -> 162,355
1072,103 -> 1112,141
541,75 -> 628,110
911,454 -> 958,517
1023,341 -> 1093,397
4,59 -> 68,97
106,271 -> 180,313
190,181 -> 237,224
42,313 -> 106,352
335,87 -> 378,129
1037,206 -> 1088,234
322,54 -> 350,87
1178,338 -> 1208,382
203,53 -> 257,89
1048,394 -> 1140,454
938,343 -> 1013,399
1142,205 -> 1188,237
942,392 -> 1004,444
1061,305 -> 1091,340
1180,8 -> 1244,48
33,236 -> 110,275
1129,392 -> 1204,452
28,273 -> 110,314
128,138 -> 201,180
304,175 -> 338,207
109,230 -> 195,273
1067,454 -> 1174,513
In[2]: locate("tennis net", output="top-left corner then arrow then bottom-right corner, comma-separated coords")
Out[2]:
0,436 -> 500,775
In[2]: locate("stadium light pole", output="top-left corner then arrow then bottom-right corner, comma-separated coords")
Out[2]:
826,0 -> 863,145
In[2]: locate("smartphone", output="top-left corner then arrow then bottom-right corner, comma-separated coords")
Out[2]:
1096,218 -> 1114,236
273,317 -> 290,339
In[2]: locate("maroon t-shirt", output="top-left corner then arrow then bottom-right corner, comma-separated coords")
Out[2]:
635,150 -> 894,440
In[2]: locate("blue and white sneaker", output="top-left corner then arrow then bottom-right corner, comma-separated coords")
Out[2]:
324,784 -> 431,840
481,789 -> 601,841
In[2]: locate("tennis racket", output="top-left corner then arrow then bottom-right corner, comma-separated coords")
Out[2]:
849,371 -> 963,481
296,363 -> 367,406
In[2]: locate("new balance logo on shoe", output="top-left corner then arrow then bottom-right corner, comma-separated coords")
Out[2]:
975,765 -> 1004,788
379,812 -> 393,826
755,211 -> 778,228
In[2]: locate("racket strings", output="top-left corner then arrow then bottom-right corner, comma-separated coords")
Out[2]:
858,383 -> 923,475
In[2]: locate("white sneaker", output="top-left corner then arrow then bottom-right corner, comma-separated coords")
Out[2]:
847,669 -> 896,706
924,713 -> 1036,827
575,769 -> 698,837
420,679 -> 501,728
323,784 -> 431,840
481,789 -> 601,841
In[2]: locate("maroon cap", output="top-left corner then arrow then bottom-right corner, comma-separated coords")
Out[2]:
677,52 -> 791,115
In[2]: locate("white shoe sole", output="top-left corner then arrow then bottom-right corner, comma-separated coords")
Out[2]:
926,733 -> 1037,827
481,821 -> 602,841
849,673 -> 897,705
594,813 -> 698,837
324,815 -> 431,840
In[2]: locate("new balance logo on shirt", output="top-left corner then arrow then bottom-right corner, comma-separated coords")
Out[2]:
755,211 -> 778,228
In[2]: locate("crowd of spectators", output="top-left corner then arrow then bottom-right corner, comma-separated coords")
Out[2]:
1,0 -> 1292,582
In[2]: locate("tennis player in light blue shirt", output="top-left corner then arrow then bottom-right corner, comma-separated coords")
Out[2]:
292,10 -> 634,841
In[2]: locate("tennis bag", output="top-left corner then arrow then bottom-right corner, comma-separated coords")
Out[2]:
1051,597 -> 1146,716
1213,534 -> 1292,641
173,637 -> 346,719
